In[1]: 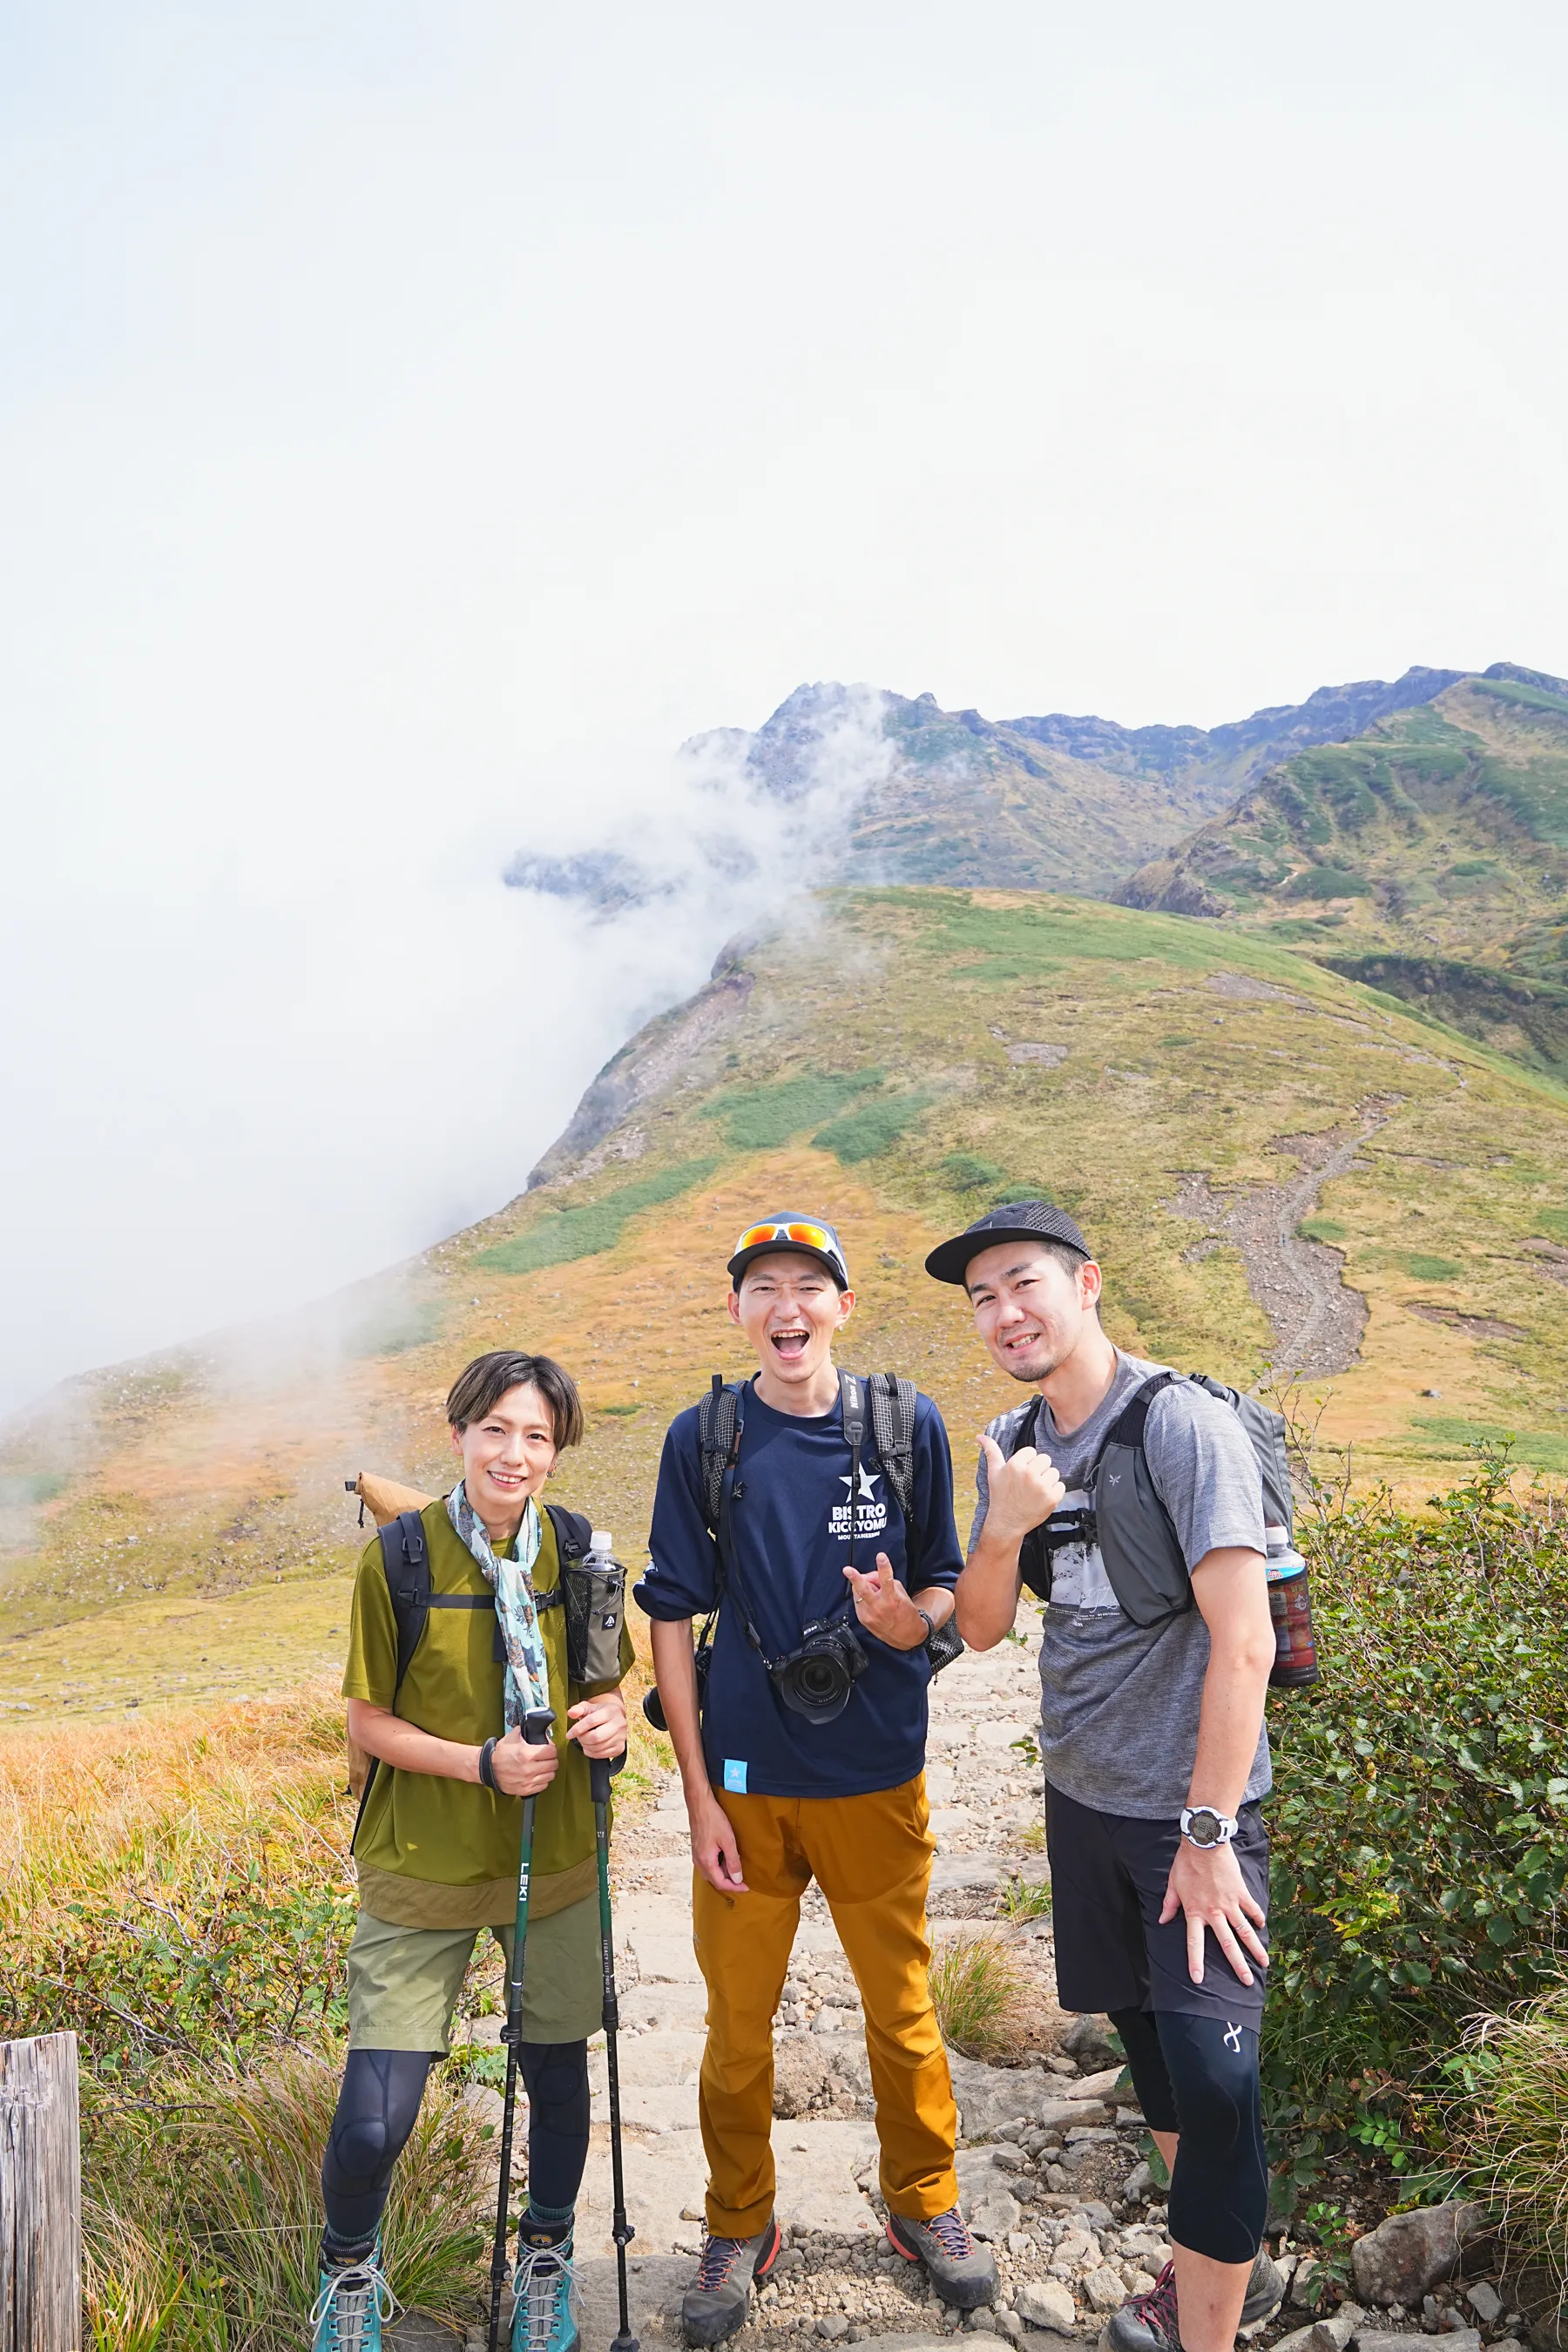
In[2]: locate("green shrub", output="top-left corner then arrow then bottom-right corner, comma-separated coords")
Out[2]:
1264,1447 -> 1568,2157
1301,1217 -> 1347,1243
942,1152 -> 1006,1193
477,1159 -> 719,1274
1402,1252 -> 1463,1281
1282,865 -> 1374,900
813,1091 -> 934,1164
704,1070 -> 883,1150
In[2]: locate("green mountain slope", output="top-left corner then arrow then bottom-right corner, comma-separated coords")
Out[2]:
7,890 -> 1568,1723
1116,666 -> 1568,1075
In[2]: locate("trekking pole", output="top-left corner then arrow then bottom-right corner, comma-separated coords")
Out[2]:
488,1705 -> 558,2352
591,1749 -> 639,2352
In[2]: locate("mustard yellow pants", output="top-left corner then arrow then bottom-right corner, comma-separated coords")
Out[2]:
692,1773 -> 958,2236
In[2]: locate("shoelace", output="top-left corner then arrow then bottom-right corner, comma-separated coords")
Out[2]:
921,2208 -> 975,2260
1138,2260 -> 1181,2349
514,2240 -> 578,2352
308,2257 -> 399,2349
694,2235 -> 748,2291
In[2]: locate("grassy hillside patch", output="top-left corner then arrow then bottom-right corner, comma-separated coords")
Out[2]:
1412,1418 -> 1568,1474
704,1068 -> 884,1149
477,1157 -> 720,1273
814,1088 -> 935,1163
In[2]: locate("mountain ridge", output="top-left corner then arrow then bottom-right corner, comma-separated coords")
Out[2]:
509,663 -> 1479,910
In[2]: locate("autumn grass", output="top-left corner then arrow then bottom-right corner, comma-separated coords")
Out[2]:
2,1677 -> 663,2347
1444,1988 -> 1568,2308
82,2051 -> 491,2350
929,1929 -> 1032,2060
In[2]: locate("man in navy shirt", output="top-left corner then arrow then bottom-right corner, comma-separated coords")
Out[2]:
635,1214 -> 997,2345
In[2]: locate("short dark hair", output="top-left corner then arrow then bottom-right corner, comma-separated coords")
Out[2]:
445,1351 -> 584,1450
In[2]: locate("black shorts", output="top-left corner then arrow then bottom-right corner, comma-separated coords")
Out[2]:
1044,1780 -> 1269,2028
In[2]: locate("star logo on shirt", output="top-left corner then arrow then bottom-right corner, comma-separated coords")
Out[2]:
841,1465 -> 881,1503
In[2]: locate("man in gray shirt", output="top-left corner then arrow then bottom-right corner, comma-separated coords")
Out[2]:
927,1202 -> 1283,2352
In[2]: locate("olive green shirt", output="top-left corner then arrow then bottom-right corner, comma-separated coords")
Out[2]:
344,1497 -> 632,1929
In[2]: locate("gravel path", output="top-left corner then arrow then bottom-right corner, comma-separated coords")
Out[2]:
1172,1115 -> 1389,1376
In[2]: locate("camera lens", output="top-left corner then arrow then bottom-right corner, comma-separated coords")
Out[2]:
772,1623 -> 868,1724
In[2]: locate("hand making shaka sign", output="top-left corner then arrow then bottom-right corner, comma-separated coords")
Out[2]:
976,1430 -> 1067,1549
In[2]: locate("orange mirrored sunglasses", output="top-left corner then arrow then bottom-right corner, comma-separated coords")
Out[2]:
734,1220 -> 837,1256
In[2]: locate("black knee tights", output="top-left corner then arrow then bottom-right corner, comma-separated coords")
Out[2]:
1108,2008 -> 1267,2263
320,2040 -> 591,2258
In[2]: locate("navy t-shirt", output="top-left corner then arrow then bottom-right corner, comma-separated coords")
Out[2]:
633,1379 -> 963,1799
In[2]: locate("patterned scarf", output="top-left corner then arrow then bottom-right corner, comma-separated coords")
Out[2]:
447,1482 -> 552,1730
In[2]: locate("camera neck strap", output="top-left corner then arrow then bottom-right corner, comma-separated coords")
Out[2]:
706,1369 -> 870,1670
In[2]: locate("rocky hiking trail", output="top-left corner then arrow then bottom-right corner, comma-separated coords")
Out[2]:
414,1635 -> 1524,2352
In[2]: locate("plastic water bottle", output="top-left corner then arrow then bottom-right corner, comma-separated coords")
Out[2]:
1265,1524 -> 1319,1688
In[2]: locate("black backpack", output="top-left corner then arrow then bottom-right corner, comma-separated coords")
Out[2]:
696,1369 -> 963,1675
1010,1370 -> 1293,1626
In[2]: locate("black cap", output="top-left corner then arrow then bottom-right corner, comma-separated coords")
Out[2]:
924,1199 -> 1092,1287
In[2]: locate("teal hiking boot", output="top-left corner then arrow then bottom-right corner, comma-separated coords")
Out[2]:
511,2227 -> 580,2352
309,2236 -> 396,2350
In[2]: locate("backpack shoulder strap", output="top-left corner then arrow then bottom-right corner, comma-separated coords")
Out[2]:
379,1510 -> 432,1691
865,1373 -> 919,1574
543,1503 -> 591,1565
1094,1369 -> 1179,1464
1000,1394 -> 1044,1457
539,1503 -> 591,1613
697,1375 -> 744,1536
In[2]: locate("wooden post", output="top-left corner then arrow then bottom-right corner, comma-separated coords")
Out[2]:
0,2033 -> 80,2352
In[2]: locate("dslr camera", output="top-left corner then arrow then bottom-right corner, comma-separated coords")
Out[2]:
768,1616 -> 868,1724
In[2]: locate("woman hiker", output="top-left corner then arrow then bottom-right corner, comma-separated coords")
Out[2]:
312,1349 -> 631,2352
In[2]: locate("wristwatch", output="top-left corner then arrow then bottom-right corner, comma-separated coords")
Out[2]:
1179,1805 -> 1239,1849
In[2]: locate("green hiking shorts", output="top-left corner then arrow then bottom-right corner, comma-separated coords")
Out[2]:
346,1893 -> 604,2052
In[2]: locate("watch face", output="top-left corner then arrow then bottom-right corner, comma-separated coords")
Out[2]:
1186,1809 -> 1223,1846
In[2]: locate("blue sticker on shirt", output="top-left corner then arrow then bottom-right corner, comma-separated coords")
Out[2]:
723,1759 -> 748,1793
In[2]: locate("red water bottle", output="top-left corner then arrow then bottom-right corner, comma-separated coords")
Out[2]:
1266,1526 -> 1319,1689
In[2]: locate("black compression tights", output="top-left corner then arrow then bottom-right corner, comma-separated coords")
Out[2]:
1109,2007 -> 1267,2265
321,2041 -> 591,2259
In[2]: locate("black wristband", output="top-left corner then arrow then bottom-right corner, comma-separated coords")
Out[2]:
478,1736 -> 499,1791
916,1608 -> 936,1646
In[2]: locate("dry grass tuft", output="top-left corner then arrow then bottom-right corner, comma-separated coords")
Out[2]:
929,1928 -> 1032,2060
1448,1986 -> 1568,2302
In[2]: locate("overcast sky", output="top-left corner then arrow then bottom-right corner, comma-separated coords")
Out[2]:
2,1 -> 1565,1416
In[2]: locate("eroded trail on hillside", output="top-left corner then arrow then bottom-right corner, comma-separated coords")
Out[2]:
1173,1112 -> 1389,1377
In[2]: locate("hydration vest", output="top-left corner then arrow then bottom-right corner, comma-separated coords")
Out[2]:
1008,1370 -> 1291,1630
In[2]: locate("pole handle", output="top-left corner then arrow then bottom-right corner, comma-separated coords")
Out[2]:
589,1750 -> 627,1805
523,1707 -> 557,1746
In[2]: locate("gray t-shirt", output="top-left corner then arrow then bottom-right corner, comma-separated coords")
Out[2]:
970,1352 -> 1270,1820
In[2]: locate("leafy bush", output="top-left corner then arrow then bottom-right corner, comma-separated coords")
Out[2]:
942,1152 -> 1006,1193
477,1158 -> 719,1274
704,1069 -> 883,1150
1263,1446 -> 1568,2160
